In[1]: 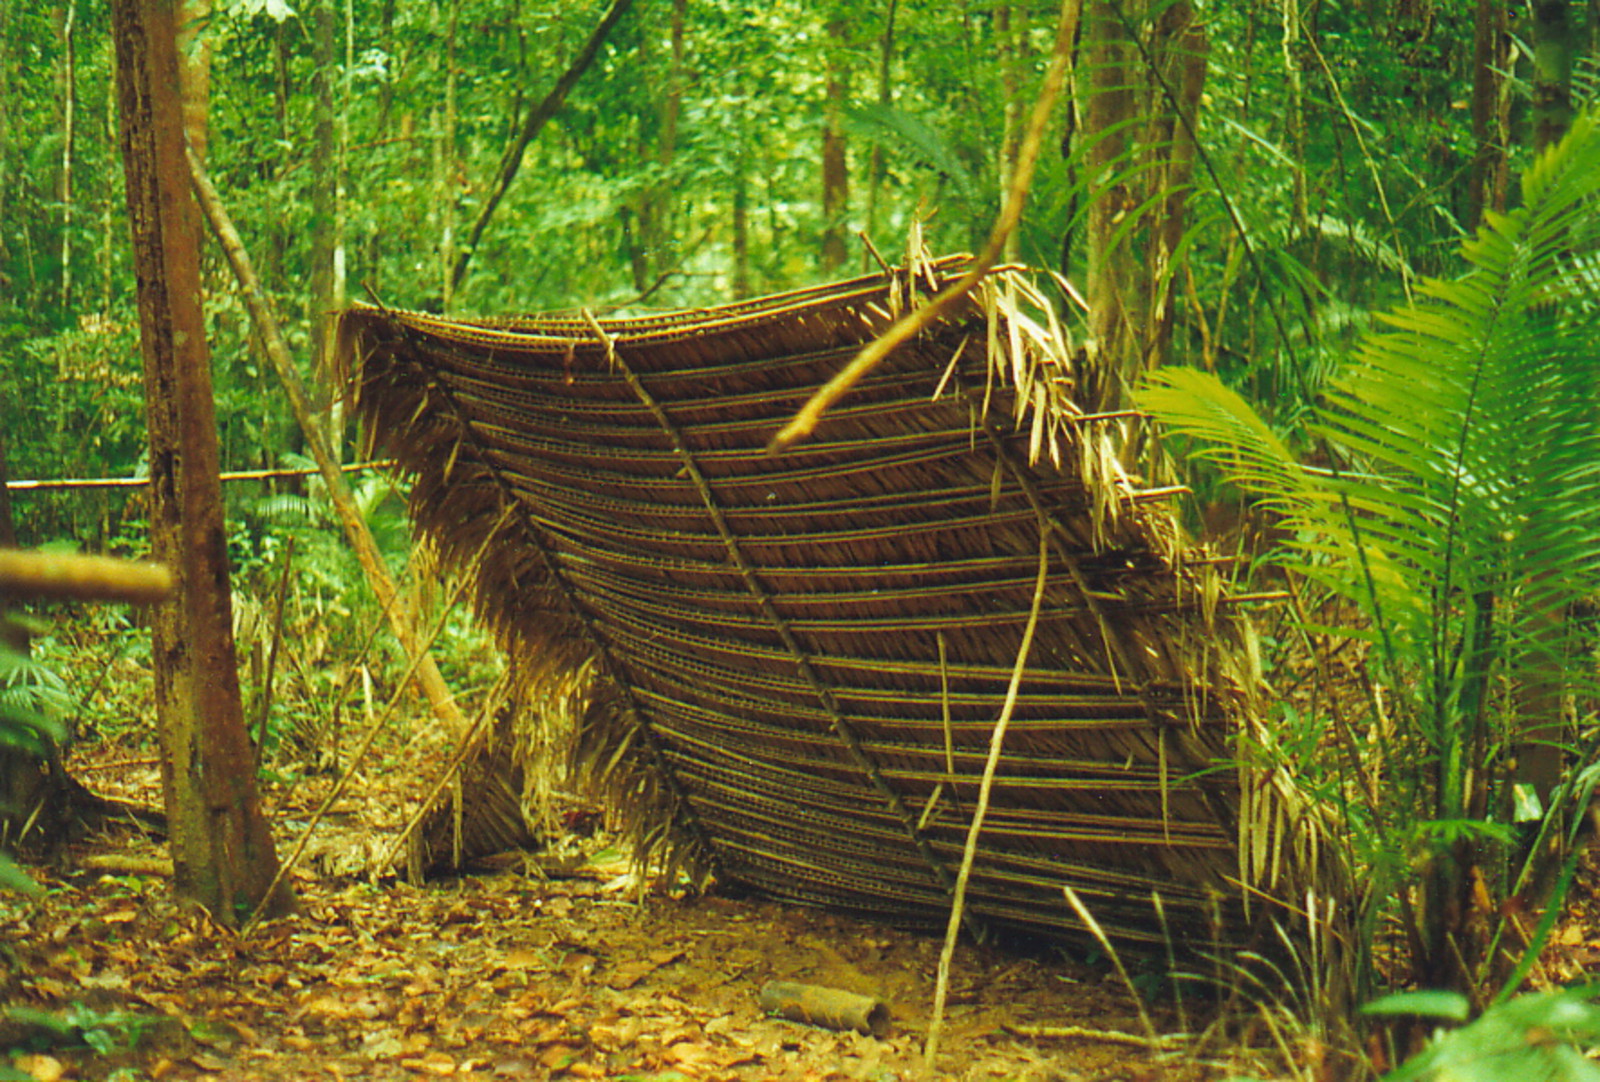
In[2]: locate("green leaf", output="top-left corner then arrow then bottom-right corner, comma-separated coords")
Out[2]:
1361,990 -> 1470,1021
1382,987 -> 1600,1082
0,854 -> 40,897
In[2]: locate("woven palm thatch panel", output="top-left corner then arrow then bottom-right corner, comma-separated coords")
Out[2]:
337,257 -> 1286,948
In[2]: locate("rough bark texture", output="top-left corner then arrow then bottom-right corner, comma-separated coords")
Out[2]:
109,0 -> 293,925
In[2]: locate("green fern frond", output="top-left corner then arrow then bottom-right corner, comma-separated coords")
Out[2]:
1139,105 -> 1600,722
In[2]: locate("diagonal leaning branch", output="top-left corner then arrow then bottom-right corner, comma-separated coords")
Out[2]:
186,142 -> 468,740
450,0 -> 636,295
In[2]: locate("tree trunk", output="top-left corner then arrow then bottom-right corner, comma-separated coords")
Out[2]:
176,0 -> 213,164
309,0 -> 338,421
1144,2 -> 1206,375
1466,0 -> 1509,227
820,17 -> 851,272
629,0 -> 686,293
1532,0 -> 1575,152
451,0 -> 635,295
732,162 -> 750,298
435,0 -> 460,312
109,0 -> 294,925
56,0 -> 77,313
1279,0 -> 1307,231
0,398 -> 43,844
187,147 -> 472,745
864,0 -> 897,250
997,3 -> 1022,262
0,5 -> 11,279
1513,0 -> 1574,817
1080,0 -> 1137,412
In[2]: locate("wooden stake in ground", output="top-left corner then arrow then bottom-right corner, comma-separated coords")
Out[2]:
108,0 -> 293,924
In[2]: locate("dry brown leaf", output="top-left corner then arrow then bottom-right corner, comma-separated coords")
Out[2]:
12,1054 -> 65,1082
399,1051 -> 457,1075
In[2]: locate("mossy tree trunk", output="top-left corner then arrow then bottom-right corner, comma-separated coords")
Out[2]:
109,0 -> 294,925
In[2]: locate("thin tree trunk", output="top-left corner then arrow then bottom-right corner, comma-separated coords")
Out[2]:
57,0 -> 77,312
649,0 -> 686,283
864,0 -> 897,252
0,390 -> 42,841
101,72 -> 118,309
110,0 -> 293,925
1532,0 -> 1574,152
1144,1 -> 1205,375
451,0 -> 635,294
333,0 -> 351,335
1511,0 -> 1575,822
1081,0 -> 1136,412
1466,0 -> 1509,227
997,3 -> 1022,262
437,0 -> 460,312
0,6 -> 11,279
176,0 -> 213,163
309,0 -> 337,422
820,17 -> 851,272
187,146 -> 471,744
1280,0 -> 1307,231
731,162 -> 750,298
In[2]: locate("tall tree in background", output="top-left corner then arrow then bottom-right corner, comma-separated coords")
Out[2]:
820,15 -> 851,272
1513,0 -> 1578,833
1533,0 -> 1576,152
110,0 -> 293,925
1079,0 -> 1137,412
54,0 -> 77,314
1466,0 -> 1510,227
1076,0 -> 1205,414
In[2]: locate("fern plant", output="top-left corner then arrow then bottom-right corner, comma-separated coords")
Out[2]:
1137,106 -> 1600,997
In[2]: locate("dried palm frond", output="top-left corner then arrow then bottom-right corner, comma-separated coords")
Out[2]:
335,255 -> 1327,949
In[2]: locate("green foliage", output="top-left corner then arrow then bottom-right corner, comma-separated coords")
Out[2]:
3,1002 -> 160,1057
1138,106 -> 1600,991
0,620 -> 63,897
1371,987 -> 1600,1082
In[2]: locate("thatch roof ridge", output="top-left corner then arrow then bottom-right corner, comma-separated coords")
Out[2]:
336,256 -> 1320,949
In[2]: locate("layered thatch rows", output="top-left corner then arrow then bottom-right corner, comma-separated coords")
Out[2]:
335,255 -> 1315,948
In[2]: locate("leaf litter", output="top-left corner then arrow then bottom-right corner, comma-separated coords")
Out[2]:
1,735 -> 1219,1082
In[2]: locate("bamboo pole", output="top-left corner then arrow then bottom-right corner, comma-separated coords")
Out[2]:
185,143 -> 467,739
6,460 -> 393,492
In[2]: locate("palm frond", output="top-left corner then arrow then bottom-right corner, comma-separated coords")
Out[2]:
1141,106 -> 1600,712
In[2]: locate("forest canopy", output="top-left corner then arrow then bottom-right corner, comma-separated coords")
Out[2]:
5,0 -> 1587,546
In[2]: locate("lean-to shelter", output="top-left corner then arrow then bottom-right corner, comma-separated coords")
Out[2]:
335,254 -> 1313,949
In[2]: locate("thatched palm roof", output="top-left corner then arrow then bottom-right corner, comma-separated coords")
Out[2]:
336,255 -> 1306,948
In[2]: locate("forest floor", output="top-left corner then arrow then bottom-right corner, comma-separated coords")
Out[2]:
0,727 -> 1276,1082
